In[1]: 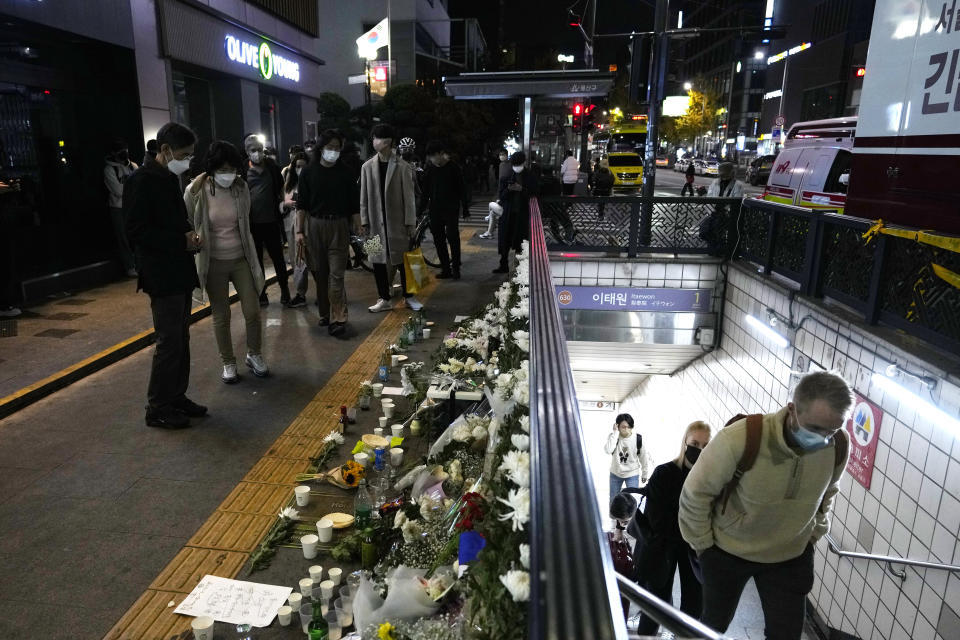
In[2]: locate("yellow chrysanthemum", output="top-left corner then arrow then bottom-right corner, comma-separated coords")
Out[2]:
377,621 -> 396,640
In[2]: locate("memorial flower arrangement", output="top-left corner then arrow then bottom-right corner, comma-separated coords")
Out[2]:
364,234 -> 384,258
340,460 -> 366,487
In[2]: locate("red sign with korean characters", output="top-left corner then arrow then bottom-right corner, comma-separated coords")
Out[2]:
845,393 -> 883,490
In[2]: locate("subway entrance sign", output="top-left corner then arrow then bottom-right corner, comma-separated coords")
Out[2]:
555,286 -> 711,312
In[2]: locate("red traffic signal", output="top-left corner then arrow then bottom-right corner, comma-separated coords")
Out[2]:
855,67 -> 865,77
573,103 -> 584,116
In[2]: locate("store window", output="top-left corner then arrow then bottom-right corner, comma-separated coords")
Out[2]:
246,0 -> 319,37
800,83 -> 844,121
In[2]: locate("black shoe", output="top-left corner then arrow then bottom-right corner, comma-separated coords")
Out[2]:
453,268 -> 461,280
259,292 -> 269,307
492,265 -> 509,274
286,294 -> 307,308
171,397 -> 208,418
280,289 -> 291,305
436,270 -> 453,279
145,405 -> 191,429
328,321 -> 346,337
565,229 -> 577,244
318,316 -> 330,327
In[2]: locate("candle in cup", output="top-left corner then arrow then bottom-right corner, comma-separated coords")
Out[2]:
422,327 -> 431,339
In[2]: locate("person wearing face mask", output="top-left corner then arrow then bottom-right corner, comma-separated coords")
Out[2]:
360,123 -> 421,313
243,134 -> 290,307
679,371 -> 852,640
419,140 -> 469,279
282,152 -> 309,308
295,129 -> 359,335
604,413 -> 651,503
493,151 -> 538,274
123,122 -> 204,429
104,138 -> 139,277
631,420 -> 711,636
184,140 -> 267,382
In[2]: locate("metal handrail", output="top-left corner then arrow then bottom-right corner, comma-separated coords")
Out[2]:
824,534 -> 960,581
616,574 -> 733,639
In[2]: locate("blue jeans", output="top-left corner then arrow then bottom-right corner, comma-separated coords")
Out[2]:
609,473 -> 639,504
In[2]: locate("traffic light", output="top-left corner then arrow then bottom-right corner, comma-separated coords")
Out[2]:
583,104 -> 597,130
573,103 -> 584,117
626,35 -> 649,104
572,103 -> 583,133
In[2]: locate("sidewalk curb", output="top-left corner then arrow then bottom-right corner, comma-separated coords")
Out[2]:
0,272 -> 287,421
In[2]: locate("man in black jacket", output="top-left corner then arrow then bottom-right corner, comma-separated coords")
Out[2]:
244,134 -> 290,306
123,122 -> 204,429
493,151 -> 539,274
420,140 -> 469,279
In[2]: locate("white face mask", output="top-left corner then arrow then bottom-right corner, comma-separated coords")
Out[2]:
512,165 -> 524,174
166,151 -> 191,176
322,149 -> 340,163
213,172 -> 236,188
295,167 -> 303,176
249,151 -> 263,164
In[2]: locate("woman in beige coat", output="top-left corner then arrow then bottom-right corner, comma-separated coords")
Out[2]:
359,124 -> 421,312
184,141 -> 266,383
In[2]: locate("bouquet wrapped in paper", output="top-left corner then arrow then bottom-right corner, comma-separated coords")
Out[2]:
352,566 -> 441,635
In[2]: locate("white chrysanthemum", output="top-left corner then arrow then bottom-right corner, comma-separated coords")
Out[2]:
279,507 -> 299,520
499,570 -> 530,602
393,510 -> 408,530
499,450 -> 530,488
497,487 -> 530,531
511,434 -> 530,451
401,519 -> 424,543
520,415 -> 530,433
512,329 -> 530,353
323,431 -> 345,444
419,496 -> 442,521
472,425 -> 488,441
519,544 -> 530,569
451,424 -> 473,442
444,338 -> 458,348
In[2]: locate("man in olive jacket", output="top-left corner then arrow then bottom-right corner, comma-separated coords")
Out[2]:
678,371 -> 852,639
123,122 -> 204,429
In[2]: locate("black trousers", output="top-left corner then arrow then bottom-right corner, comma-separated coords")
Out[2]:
373,263 -> 411,300
681,181 -> 695,196
430,210 -> 461,270
635,539 -> 702,635
561,182 -> 576,196
250,221 -> 289,294
148,292 -> 192,409
699,543 -> 814,640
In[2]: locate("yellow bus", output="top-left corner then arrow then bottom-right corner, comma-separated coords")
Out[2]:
608,118 -> 648,154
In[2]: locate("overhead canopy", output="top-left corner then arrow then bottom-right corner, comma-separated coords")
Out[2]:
443,70 -> 616,99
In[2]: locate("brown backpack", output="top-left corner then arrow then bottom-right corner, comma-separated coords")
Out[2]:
718,413 -> 848,515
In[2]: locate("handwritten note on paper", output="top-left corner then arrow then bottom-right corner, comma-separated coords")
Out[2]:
174,575 -> 292,627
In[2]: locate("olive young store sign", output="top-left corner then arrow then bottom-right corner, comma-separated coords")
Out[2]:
224,35 -> 300,83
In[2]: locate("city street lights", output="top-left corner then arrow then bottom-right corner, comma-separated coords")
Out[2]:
683,81 -> 692,91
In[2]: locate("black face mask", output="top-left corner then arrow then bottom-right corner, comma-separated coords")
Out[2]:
115,150 -> 129,163
684,445 -> 701,465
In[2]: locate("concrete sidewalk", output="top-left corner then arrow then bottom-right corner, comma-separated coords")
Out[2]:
0,231 -> 503,640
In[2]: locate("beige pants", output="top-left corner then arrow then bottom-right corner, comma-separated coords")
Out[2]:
206,257 -> 262,365
305,216 -> 350,323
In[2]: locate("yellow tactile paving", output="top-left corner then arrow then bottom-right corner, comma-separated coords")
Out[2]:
104,247 -> 451,638
149,548 -> 249,594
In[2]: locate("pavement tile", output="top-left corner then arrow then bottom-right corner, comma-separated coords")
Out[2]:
186,511 -> 274,552
102,588 -> 193,640
18,452 -> 144,499
0,597 -> 117,640
148,547 -> 248,594
219,482 -> 291,516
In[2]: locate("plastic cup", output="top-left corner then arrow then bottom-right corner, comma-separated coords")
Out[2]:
422,327 -> 431,339
335,597 -> 353,628
299,577 -> 314,597
378,416 -> 388,428
339,586 -> 353,604
300,602 -> 327,633
301,534 -> 319,559
316,518 -> 334,543
308,565 -> 323,582
320,579 -> 336,600
346,572 -> 362,597
380,398 -> 394,407
383,405 -> 394,419
347,407 -> 357,423
191,616 -> 214,640
328,567 -> 342,585
371,383 -> 384,397
325,610 -> 343,639
391,424 -> 404,438
373,427 -> 384,437
295,485 -> 311,507
288,592 -> 302,611
277,605 -> 292,626
353,452 -> 369,468
391,355 -> 400,367
390,447 -> 404,467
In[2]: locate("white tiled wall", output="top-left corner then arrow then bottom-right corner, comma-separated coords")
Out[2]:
618,263 -> 960,640
551,258 -> 720,290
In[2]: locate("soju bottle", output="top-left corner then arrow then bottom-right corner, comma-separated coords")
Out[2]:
355,479 -> 373,528
406,316 -> 416,344
338,405 -> 348,433
378,350 -> 388,382
415,310 -> 424,341
307,598 -> 328,640
361,528 -> 377,571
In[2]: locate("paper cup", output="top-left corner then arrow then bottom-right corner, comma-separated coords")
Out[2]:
378,416 -> 388,428
382,405 -> 394,419
308,565 -> 324,582
294,485 -> 311,507
288,592 -> 302,610
371,383 -> 384,397
422,327 -> 432,339
316,518 -> 334,543
191,616 -> 214,640
328,567 -> 343,585
299,577 -> 314,596
391,424 -> 403,438
320,579 -> 336,600
277,605 -> 292,626
390,447 -> 404,467
353,452 -> 369,468
301,534 -> 319,559
391,355 -> 400,367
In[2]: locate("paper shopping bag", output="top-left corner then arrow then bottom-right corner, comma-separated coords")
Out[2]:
403,248 -> 429,294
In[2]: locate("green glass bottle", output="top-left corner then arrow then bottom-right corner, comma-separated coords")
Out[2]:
361,527 -> 377,571
307,598 -> 328,640
355,479 -> 373,529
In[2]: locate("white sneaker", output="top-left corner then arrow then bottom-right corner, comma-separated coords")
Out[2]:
245,353 -> 269,377
222,363 -> 239,384
478,232 -> 491,239
0,306 -> 21,318
405,297 -> 423,311
368,298 -> 393,313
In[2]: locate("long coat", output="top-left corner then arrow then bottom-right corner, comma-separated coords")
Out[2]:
184,173 -> 264,300
359,152 -> 417,266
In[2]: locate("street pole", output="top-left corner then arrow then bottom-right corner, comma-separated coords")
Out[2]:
778,54 -> 789,121
640,0 -> 668,245
587,0 -> 597,68
387,0 -> 393,87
